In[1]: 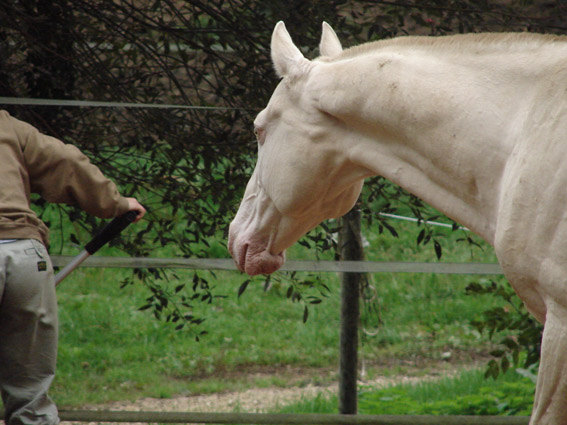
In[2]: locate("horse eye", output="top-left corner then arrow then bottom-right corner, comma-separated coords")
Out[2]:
254,127 -> 266,146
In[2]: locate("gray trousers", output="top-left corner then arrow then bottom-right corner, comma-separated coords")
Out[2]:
0,239 -> 59,425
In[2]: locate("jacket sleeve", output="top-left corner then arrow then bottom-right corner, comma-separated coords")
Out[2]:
16,117 -> 130,218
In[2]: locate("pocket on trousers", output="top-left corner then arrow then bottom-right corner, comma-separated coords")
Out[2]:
24,239 -> 51,273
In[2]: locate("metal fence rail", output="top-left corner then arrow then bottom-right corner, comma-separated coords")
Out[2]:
50,256 -> 504,275
56,410 -> 530,424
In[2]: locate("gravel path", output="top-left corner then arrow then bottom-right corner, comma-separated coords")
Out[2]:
61,361 -> 476,424
99,374 -> 447,413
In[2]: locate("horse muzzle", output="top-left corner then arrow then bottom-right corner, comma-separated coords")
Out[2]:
228,227 -> 285,276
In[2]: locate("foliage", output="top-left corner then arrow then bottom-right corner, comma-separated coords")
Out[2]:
0,0 -> 350,335
466,279 -> 543,379
0,1 -> 565,342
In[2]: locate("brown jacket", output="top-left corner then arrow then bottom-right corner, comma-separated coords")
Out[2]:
0,110 -> 130,246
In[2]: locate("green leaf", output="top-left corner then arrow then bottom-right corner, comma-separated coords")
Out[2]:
434,240 -> 442,259
237,279 -> 250,298
417,229 -> 425,245
70,233 -> 80,245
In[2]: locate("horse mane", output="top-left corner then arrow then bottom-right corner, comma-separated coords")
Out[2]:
332,32 -> 567,60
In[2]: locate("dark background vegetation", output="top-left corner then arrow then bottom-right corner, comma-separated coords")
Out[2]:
0,0 -> 564,373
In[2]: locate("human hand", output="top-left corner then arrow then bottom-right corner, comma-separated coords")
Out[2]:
126,198 -> 146,222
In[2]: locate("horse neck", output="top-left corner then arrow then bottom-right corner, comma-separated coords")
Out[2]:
313,46 -> 546,244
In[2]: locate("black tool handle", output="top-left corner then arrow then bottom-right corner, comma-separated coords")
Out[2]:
84,210 -> 138,255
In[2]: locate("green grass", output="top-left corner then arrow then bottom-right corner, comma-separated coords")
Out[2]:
51,218 -> 509,408
275,368 -> 534,416
55,267 -> 343,405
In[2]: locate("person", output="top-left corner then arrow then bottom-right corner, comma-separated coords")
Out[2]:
0,110 -> 146,425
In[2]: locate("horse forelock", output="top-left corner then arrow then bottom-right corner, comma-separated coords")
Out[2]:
333,32 -> 567,61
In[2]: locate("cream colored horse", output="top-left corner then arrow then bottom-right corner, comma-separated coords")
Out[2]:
228,22 -> 567,424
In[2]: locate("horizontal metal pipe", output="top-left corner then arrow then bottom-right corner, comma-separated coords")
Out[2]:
52,410 -> 530,425
51,256 -> 503,275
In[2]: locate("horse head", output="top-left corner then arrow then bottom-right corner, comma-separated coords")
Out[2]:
228,22 -> 368,275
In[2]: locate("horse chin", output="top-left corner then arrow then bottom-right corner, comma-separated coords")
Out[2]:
229,235 -> 286,276
244,248 -> 285,276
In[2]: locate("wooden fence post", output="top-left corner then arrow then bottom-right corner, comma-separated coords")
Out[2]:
338,207 -> 364,415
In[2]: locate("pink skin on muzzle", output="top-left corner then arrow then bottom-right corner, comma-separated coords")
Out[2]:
228,227 -> 285,276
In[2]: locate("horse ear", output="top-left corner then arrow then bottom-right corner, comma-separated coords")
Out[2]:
319,22 -> 342,57
271,21 -> 308,78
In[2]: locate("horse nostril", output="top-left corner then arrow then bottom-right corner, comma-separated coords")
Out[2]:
237,242 -> 249,273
